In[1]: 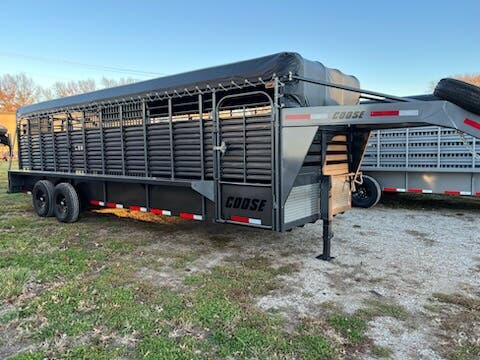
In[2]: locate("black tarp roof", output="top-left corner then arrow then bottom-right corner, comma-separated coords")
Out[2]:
18,52 -> 360,116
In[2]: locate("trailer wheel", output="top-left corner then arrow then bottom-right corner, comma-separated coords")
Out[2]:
434,78 -> 480,116
53,183 -> 80,223
352,175 -> 381,208
32,180 -> 55,217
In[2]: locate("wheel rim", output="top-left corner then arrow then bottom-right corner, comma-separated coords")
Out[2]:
354,186 -> 370,200
56,194 -> 68,216
34,189 -> 47,211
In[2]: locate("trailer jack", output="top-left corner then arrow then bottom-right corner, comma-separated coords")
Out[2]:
317,219 -> 334,261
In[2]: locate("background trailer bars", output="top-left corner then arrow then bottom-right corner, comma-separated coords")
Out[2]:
8,53 -> 480,259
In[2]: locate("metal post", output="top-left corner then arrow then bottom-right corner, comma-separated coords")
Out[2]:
51,116 -> 57,172
317,130 -> 334,261
273,78 -> 281,231
82,111 -> 87,173
168,98 -> 175,180
99,109 -> 105,174
437,127 -> 441,168
199,94 -> 206,219
119,105 -> 125,176
376,130 -> 380,167
66,113 -> 71,173
242,106 -> 247,183
37,116 -> 44,171
142,100 -> 149,177
26,119 -> 32,170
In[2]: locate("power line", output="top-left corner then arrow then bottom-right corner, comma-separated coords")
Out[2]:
0,51 -> 168,77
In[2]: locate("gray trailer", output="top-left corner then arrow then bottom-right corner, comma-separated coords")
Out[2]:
7,53 -> 480,259
352,126 -> 480,208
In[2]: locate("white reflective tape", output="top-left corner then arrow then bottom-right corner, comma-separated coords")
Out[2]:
311,113 -> 328,120
460,191 -> 471,196
399,110 -> 419,116
27,191 -> 32,195
140,207 -> 147,212
422,190 -> 433,194
249,218 -> 262,225
193,215 -> 203,220
162,210 -> 171,216
396,188 -> 406,192
99,201 -> 105,206
116,204 -> 124,209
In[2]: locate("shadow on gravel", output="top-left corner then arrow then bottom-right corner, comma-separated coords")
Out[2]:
380,193 -> 480,211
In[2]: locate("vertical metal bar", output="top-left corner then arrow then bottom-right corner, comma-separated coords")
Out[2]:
242,106 -> 247,183
119,105 -> 125,176
212,91 -> 221,221
37,116 -> 44,171
376,130 -> 380,167
199,94 -> 206,220
81,111 -> 87,173
99,108 -> 106,174
317,130 -> 333,261
273,79 -> 280,231
26,118 -> 32,170
66,113 -> 71,173
146,183 -> 150,210
168,98 -> 175,180
405,128 -> 409,167
51,116 -> 57,172
472,136 -> 476,169
199,94 -> 205,180
142,100 -> 149,177
437,126 -> 441,168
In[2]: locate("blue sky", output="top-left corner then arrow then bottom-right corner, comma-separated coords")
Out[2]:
0,0 -> 478,96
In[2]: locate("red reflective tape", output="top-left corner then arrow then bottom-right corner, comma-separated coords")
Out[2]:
285,114 -> 311,120
90,200 -> 100,206
408,188 -> 422,193
464,118 -> 480,130
444,190 -> 460,195
476,192 -> 480,196
179,212 -> 194,219
129,205 -> 141,211
383,187 -> 397,192
371,110 -> 399,117
231,215 -> 249,223
106,202 -> 117,208
21,190 -> 29,194
150,208 -> 163,215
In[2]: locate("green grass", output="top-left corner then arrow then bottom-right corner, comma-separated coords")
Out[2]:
0,162 -> 377,359
0,266 -> 30,299
371,345 -> 393,358
358,299 -> 409,321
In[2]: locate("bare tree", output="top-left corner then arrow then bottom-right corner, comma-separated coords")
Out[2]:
454,73 -> 480,87
50,79 -> 97,98
0,73 -> 40,111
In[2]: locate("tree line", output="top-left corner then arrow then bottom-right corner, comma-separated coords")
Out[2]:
1,72 -> 479,113
0,74 -> 137,112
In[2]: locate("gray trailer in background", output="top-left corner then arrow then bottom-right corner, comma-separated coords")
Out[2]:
7,52 -> 480,260
352,126 -> 480,207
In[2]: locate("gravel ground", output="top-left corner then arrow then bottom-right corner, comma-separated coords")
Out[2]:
252,194 -> 479,359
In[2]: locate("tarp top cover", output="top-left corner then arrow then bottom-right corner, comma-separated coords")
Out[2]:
18,52 -> 360,116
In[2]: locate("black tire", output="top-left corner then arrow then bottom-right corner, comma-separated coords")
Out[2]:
352,175 -> 381,208
32,180 -> 55,217
53,183 -> 80,223
434,78 -> 480,116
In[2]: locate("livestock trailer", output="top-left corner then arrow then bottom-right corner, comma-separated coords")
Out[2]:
7,53 -> 480,259
352,126 -> 480,207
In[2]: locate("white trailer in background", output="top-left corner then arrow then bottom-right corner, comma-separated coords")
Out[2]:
352,126 -> 480,208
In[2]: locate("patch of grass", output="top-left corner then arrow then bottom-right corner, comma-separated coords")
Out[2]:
433,293 -> 480,311
0,266 -> 30,299
371,344 -> 394,358
359,299 -> 409,321
327,314 -> 367,345
430,293 -> 480,360
172,251 -> 198,269
8,351 -> 46,360
448,342 -> 480,360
